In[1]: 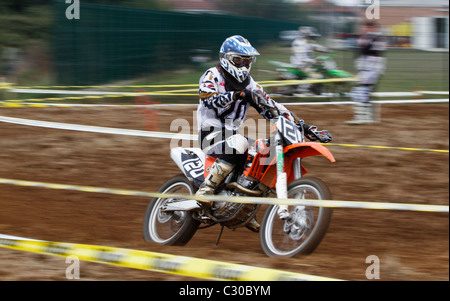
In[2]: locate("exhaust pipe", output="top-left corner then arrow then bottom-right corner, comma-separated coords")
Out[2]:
226,182 -> 263,197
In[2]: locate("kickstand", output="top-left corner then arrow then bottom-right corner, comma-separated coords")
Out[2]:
215,225 -> 224,246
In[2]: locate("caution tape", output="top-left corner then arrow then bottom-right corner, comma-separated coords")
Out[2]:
260,77 -> 357,87
0,238 -> 340,281
1,98 -> 448,108
0,115 -> 448,154
0,78 -> 357,91
0,101 -> 198,108
1,89 -> 200,103
0,102 -> 149,108
0,83 -> 199,90
0,178 -> 448,213
325,143 -> 449,154
0,78 -> 357,103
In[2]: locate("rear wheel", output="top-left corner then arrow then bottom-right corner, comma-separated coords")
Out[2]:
143,175 -> 200,246
260,177 -> 332,257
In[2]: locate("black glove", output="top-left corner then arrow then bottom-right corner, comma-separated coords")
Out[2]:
297,120 -> 332,143
236,89 -> 274,109
305,125 -> 333,143
234,90 -> 252,102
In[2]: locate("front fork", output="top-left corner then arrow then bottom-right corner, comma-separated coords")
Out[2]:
275,133 -> 304,219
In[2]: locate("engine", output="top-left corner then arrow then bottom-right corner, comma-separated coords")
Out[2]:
211,186 -> 260,229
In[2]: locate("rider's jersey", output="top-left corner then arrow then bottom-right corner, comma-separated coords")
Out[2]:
354,31 -> 387,74
197,66 -> 289,133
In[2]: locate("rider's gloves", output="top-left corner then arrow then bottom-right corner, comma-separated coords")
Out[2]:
297,120 -> 332,143
235,90 -> 273,108
236,90 -> 278,120
305,125 -> 333,143
234,90 -> 253,102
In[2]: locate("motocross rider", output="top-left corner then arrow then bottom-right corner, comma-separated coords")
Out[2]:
290,27 -> 329,94
195,35 -> 332,227
347,20 -> 387,124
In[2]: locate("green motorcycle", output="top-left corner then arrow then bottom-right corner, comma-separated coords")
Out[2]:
268,55 -> 353,97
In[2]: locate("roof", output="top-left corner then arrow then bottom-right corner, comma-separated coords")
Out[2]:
378,0 -> 448,7
291,0 -> 449,7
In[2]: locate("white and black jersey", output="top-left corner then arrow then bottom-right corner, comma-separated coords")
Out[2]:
196,65 -> 290,155
354,31 -> 387,75
350,31 -> 387,104
197,66 -> 289,132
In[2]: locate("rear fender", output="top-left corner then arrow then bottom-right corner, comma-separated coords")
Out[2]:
170,147 -> 206,182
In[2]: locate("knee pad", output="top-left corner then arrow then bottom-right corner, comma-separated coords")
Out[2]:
225,134 -> 249,155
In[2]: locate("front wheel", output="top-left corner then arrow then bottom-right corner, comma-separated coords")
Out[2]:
260,177 -> 332,257
143,175 -> 200,246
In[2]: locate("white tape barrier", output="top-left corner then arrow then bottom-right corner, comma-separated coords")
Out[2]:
1,115 -> 448,154
0,116 -> 196,140
284,99 -> 449,105
0,234 -> 43,241
0,177 -> 448,213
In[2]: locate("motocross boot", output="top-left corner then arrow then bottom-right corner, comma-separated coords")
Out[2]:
195,159 -> 234,208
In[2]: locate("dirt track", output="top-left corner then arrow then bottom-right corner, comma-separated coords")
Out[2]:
0,102 -> 448,281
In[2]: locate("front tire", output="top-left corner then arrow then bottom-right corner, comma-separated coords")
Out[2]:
143,175 -> 200,246
260,177 -> 332,257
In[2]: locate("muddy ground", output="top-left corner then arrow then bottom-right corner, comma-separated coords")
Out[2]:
0,102 -> 448,281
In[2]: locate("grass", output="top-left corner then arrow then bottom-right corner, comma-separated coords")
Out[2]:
2,43 -> 448,104
135,43 -> 449,93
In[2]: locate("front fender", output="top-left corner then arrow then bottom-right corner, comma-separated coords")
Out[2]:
284,142 -> 336,163
284,142 -> 335,185
258,142 -> 335,189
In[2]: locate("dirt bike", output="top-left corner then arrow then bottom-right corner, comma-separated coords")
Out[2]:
268,55 -> 352,97
143,100 -> 335,257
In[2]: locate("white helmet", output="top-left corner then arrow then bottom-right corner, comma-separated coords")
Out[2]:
219,35 -> 260,83
298,26 -> 320,40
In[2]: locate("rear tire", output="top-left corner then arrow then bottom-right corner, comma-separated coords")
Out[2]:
143,175 -> 200,246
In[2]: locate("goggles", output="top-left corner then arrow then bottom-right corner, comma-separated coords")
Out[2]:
226,53 -> 256,67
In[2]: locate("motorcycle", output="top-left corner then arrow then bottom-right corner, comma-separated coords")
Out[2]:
268,55 -> 353,97
143,98 -> 335,257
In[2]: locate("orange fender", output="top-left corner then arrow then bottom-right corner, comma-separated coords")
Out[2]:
284,142 -> 335,185
284,142 -> 336,163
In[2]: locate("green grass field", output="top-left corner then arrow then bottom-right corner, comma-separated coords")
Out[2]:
2,43 -> 448,104
136,44 -> 449,94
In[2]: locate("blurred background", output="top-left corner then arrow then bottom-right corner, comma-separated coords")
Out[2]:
0,0 -> 448,92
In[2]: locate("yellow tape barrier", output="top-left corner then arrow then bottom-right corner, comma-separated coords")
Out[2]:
0,78 -> 357,102
1,89 -> 200,103
325,143 -> 449,154
0,178 -> 448,213
0,78 -> 357,90
0,238 -> 340,281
